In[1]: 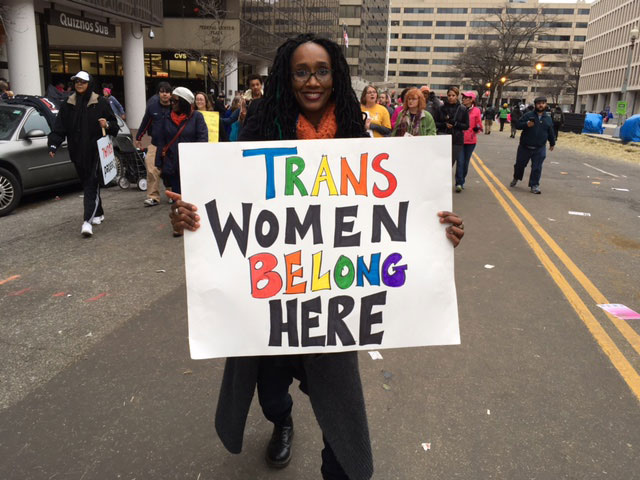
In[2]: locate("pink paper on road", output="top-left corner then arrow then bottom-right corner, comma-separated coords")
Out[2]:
597,304 -> 640,320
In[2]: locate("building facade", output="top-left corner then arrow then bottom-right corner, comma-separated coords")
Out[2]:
339,0 -> 391,87
387,0 -> 590,108
577,0 -> 640,116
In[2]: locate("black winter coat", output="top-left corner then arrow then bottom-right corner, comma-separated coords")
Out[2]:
154,111 -> 209,176
48,92 -> 119,180
215,111 -> 374,480
434,101 -> 470,145
135,94 -> 172,146
516,110 -> 556,148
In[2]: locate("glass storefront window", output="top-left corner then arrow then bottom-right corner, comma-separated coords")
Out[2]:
187,59 -> 205,79
149,54 -> 165,77
81,51 -> 98,75
50,51 -> 64,73
98,53 -> 116,75
115,55 -> 123,76
144,54 -> 151,77
169,60 -> 187,78
64,52 -> 81,74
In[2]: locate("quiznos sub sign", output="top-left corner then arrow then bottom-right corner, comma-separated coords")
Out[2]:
180,136 -> 460,359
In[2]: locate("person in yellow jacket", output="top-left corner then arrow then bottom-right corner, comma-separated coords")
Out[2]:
194,91 -> 227,142
360,85 -> 391,137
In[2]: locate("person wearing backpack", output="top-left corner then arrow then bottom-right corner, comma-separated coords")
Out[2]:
510,103 -> 522,138
483,104 -> 496,134
154,87 -> 208,236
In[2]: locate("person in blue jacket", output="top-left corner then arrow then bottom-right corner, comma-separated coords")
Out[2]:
510,96 -> 555,194
135,82 -> 172,207
154,86 -> 208,236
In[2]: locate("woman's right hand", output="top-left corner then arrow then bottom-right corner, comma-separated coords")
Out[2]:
167,191 -> 201,234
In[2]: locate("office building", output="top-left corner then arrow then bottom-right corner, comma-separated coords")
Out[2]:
577,0 -> 640,116
387,0 -> 590,108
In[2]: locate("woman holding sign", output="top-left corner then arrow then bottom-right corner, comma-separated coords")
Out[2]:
168,34 -> 464,480
48,71 -> 119,237
194,91 -> 227,143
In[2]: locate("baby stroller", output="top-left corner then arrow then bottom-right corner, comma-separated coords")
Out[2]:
112,135 -> 148,191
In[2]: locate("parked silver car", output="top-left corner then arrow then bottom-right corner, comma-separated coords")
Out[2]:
0,96 -> 132,217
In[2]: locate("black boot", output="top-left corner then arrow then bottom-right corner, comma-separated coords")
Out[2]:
266,416 -> 294,468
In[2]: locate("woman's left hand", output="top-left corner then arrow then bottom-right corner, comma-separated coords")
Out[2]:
98,118 -> 108,129
438,211 -> 464,247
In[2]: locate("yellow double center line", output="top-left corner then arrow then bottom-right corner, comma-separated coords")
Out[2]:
471,153 -> 640,402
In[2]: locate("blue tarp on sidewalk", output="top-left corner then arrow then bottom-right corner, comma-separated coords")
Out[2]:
620,114 -> 640,143
582,113 -> 604,134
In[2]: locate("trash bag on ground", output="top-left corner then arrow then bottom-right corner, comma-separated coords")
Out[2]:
620,114 -> 640,143
582,112 -> 604,134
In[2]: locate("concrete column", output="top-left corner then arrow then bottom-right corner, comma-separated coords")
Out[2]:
595,93 -> 606,113
121,23 -> 147,129
223,51 -> 238,98
4,0 -> 41,95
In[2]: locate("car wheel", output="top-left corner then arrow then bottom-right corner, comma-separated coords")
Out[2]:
118,176 -> 130,189
0,167 -> 22,217
137,178 -> 147,191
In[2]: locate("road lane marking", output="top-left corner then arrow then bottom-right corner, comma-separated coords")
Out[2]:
8,287 -> 31,296
583,162 -> 619,178
85,292 -> 108,302
474,153 -> 640,358
0,275 -> 20,286
471,155 -> 640,402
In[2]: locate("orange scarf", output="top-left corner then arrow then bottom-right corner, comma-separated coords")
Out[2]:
296,103 -> 337,139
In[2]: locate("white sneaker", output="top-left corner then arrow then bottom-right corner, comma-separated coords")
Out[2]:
81,222 -> 93,237
91,215 -> 104,225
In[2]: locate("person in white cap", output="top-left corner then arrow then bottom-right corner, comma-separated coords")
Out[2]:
48,71 -> 119,237
153,86 -> 209,236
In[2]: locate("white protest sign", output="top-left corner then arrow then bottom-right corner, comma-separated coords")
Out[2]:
97,136 -> 116,185
179,136 -> 460,359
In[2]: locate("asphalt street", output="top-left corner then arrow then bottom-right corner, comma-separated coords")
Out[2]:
1,129 -> 639,479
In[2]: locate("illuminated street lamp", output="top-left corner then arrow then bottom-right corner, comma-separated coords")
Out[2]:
614,24 -> 639,138
532,63 -> 543,102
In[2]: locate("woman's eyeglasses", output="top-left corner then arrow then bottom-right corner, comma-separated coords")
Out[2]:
292,68 -> 332,84
74,80 -> 88,85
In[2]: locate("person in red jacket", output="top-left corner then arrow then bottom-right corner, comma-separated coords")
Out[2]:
456,91 -> 483,192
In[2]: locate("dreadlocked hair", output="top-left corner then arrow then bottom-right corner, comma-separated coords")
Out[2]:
258,33 -> 365,140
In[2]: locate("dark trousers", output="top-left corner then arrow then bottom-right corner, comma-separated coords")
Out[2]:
553,124 -> 560,141
257,356 -> 350,480
451,143 -> 463,167
455,143 -> 476,187
514,144 -> 546,187
499,118 -> 507,131
76,161 -> 103,222
164,172 -> 181,195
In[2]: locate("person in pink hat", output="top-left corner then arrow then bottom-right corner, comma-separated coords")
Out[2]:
455,91 -> 483,192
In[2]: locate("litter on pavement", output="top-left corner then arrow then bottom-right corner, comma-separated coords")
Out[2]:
592,182 -> 600,185
368,351 -> 383,360
484,264 -> 495,269
548,218 -> 556,222
597,304 -> 640,320
611,188 -> 630,192
421,443 -> 431,451
568,211 -> 591,217
156,269 -> 166,273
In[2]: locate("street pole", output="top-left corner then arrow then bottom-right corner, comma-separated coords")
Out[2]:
614,26 -> 638,138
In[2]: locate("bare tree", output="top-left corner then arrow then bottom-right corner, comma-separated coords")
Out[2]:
562,49 -> 583,112
451,3 -> 555,106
